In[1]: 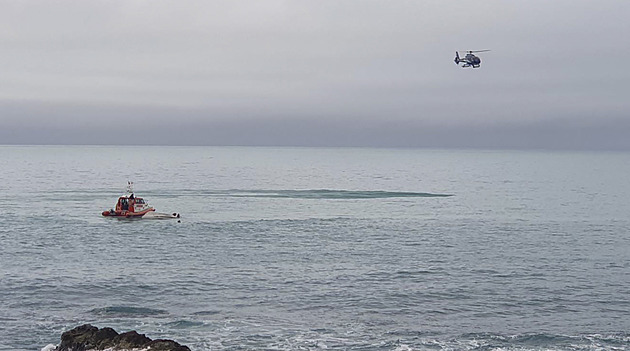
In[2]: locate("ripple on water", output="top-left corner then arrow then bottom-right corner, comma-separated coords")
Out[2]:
165,320 -> 206,329
89,306 -> 168,318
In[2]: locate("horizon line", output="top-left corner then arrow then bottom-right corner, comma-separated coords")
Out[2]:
0,143 -> 626,153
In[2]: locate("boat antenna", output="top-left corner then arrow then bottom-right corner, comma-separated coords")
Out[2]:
126,181 -> 134,194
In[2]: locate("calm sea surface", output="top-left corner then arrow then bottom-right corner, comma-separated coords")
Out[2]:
0,146 -> 628,351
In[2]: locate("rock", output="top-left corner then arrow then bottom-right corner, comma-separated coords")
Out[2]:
112,330 -> 151,349
147,339 -> 192,351
55,324 -> 190,351
92,327 -> 119,349
58,324 -> 100,351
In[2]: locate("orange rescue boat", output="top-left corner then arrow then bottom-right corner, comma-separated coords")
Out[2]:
102,193 -> 155,218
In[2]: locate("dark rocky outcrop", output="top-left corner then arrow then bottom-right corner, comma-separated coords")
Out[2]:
56,324 -> 190,351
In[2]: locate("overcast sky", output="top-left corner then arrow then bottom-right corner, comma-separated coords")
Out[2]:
1,1 -> 629,149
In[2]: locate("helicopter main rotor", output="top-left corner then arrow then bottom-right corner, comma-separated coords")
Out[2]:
462,49 -> 491,54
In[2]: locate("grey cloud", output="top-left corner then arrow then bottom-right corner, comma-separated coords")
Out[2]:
1,1 -> 629,149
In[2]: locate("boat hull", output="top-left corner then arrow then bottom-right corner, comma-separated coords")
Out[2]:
102,208 -> 155,218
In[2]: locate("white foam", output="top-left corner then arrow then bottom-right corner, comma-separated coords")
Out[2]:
142,211 -> 180,219
41,345 -> 154,351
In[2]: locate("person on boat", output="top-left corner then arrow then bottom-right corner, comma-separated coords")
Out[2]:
121,198 -> 129,211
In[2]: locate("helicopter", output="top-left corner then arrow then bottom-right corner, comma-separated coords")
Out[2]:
454,50 -> 490,68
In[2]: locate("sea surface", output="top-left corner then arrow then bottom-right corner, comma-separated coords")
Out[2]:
0,146 -> 628,351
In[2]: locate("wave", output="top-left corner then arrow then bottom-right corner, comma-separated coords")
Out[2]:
441,333 -> 630,351
39,330 -> 630,351
230,332 -> 630,351
195,189 -> 453,199
166,320 -> 206,328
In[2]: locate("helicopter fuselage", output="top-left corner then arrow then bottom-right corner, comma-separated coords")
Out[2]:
464,54 -> 481,66
459,54 -> 481,68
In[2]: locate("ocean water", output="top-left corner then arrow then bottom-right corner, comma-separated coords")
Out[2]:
0,146 -> 628,351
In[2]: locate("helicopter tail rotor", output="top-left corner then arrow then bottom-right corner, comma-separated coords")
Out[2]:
454,51 -> 460,64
